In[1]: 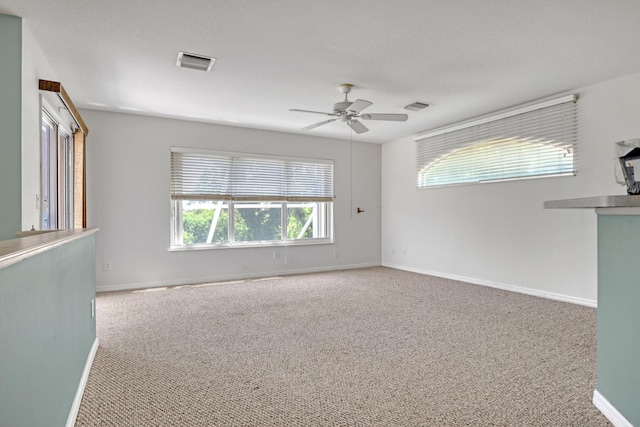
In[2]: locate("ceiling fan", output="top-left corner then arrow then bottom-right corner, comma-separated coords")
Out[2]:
290,84 -> 408,134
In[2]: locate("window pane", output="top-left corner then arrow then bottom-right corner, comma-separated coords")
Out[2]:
181,200 -> 229,244
58,132 -> 74,229
233,202 -> 282,242
41,118 -> 58,230
64,134 -> 74,228
287,202 -> 327,240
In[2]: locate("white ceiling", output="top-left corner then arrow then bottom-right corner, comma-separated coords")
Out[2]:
2,0 -> 640,143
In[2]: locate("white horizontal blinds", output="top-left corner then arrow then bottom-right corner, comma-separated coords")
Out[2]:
232,157 -> 286,201
171,152 -> 232,200
416,96 -> 578,188
171,149 -> 334,202
286,161 -> 334,202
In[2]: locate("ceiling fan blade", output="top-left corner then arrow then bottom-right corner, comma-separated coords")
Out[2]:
360,113 -> 408,121
346,99 -> 373,114
290,108 -> 335,116
302,118 -> 338,131
347,119 -> 369,134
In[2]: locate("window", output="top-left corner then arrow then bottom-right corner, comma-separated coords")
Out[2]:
39,80 -> 89,230
41,110 -> 74,229
170,148 -> 333,248
416,95 -> 578,188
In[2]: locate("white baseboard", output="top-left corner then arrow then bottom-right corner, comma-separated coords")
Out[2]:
66,337 -> 99,427
382,263 -> 597,308
593,389 -> 633,427
97,262 -> 381,292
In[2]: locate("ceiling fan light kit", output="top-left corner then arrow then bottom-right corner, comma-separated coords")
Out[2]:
290,84 -> 409,134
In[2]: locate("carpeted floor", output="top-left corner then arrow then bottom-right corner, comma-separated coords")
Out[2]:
75,267 -> 610,426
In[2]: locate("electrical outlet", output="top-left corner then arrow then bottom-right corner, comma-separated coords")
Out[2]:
402,249 -> 407,255
103,261 -> 112,271
273,251 -> 280,260
90,299 -> 95,318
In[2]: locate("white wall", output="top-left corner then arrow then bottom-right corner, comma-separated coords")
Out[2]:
83,110 -> 381,291
382,72 -> 640,306
21,21 -> 58,231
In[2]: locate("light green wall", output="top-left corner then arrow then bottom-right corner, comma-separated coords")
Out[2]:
0,13 -> 22,240
0,234 -> 97,427
597,214 -> 640,425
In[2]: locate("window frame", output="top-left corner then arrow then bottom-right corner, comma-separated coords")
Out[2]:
169,148 -> 334,250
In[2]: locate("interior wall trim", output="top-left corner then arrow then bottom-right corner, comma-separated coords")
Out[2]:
65,337 -> 99,427
382,262 -> 597,307
97,262 -> 381,293
593,389 -> 633,427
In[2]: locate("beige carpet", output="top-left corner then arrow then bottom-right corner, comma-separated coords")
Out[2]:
75,267 -> 610,426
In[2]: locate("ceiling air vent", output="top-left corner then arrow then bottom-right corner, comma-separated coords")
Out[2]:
404,101 -> 429,111
176,52 -> 216,72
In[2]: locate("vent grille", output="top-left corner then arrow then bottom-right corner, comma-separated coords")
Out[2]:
404,101 -> 429,111
176,52 -> 216,72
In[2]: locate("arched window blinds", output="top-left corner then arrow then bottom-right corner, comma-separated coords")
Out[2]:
171,148 -> 334,202
416,95 -> 578,188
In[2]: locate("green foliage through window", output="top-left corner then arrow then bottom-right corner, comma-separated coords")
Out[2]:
182,208 -> 228,244
176,201 -> 329,247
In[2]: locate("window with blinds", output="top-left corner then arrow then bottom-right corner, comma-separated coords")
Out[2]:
170,148 -> 334,248
416,95 -> 578,188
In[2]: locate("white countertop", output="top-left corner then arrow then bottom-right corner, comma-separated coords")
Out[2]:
544,195 -> 640,209
0,228 -> 98,270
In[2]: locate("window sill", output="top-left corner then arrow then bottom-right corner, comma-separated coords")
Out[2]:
168,238 -> 334,252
